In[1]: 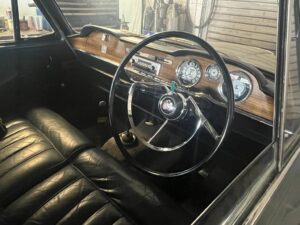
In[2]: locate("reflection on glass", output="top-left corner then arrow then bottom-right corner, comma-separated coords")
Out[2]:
18,0 -> 53,38
283,0 -> 300,156
0,0 -> 14,42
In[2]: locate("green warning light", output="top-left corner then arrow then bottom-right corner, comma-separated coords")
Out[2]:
170,81 -> 176,94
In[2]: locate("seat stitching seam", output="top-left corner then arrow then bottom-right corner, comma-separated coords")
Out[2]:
0,134 -> 41,151
5,120 -> 28,129
0,140 -> 38,163
3,127 -> 32,139
23,177 -> 82,224
59,190 -> 100,216
0,147 -> 54,178
25,119 -> 94,161
68,163 -> 137,225
56,190 -> 101,225
24,120 -> 65,159
82,201 -> 111,225
112,216 -> 125,225
3,167 -> 78,213
0,137 -> 48,164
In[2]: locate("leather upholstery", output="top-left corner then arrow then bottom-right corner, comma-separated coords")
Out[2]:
0,108 -> 191,225
26,108 -> 92,158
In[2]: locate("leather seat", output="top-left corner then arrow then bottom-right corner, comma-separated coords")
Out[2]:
0,108 -> 191,225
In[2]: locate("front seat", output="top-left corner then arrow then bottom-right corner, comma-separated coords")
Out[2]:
0,108 -> 191,225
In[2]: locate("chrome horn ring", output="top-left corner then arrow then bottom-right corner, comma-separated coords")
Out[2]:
127,82 -> 204,152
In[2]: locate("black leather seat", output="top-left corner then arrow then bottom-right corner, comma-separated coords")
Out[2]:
0,108 -> 191,225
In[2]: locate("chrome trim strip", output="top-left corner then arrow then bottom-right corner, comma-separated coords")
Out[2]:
147,120 -> 169,144
278,0 -> 293,171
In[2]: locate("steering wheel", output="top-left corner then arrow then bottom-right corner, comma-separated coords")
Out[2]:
109,31 -> 234,177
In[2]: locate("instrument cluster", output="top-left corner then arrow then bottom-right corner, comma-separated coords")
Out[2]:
129,55 -> 253,103
176,59 -> 253,102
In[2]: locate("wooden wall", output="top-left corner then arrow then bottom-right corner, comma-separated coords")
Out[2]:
206,0 -> 279,52
56,0 -> 119,30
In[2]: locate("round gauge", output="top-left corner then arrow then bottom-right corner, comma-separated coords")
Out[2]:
218,71 -> 252,102
205,64 -> 221,80
176,60 -> 202,88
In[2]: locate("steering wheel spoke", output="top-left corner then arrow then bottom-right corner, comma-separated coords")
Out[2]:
147,119 -> 169,144
188,96 -> 220,141
203,119 -> 220,141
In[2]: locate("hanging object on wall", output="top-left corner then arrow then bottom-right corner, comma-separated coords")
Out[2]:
120,14 -> 129,30
186,0 -> 216,32
143,6 -> 155,35
166,4 -> 179,31
153,0 -> 169,32
27,0 -> 36,7
143,0 -> 187,34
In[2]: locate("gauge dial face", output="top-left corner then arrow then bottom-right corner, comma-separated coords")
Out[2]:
205,64 -> 221,80
176,60 -> 201,87
219,71 -> 252,102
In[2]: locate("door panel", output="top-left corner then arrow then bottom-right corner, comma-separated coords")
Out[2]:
0,48 -> 18,117
0,39 -> 74,118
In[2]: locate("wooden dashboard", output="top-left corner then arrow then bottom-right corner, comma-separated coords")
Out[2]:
70,31 -> 274,122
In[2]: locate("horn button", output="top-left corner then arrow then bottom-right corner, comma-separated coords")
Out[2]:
158,93 -> 187,120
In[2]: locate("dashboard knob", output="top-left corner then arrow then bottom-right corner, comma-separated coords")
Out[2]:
98,100 -> 107,108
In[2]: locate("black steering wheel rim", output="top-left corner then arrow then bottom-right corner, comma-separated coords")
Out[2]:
109,31 -> 234,177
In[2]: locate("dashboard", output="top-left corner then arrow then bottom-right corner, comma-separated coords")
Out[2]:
70,28 -> 274,122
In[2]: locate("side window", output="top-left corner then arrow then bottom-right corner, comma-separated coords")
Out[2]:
282,0 -> 300,160
18,0 -> 53,39
0,0 -> 14,43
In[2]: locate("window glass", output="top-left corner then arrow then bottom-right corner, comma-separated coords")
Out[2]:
283,0 -> 300,158
18,0 -> 53,38
0,0 -> 14,43
56,0 -> 120,31
56,0 -> 279,76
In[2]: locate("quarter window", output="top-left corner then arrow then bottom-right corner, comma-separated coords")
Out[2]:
18,0 -> 53,39
0,0 -> 14,43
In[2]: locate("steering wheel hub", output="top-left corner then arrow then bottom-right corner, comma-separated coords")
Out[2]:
158,93 -> 187,120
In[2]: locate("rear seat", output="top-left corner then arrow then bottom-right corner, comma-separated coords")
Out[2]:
0,108 -> 191,225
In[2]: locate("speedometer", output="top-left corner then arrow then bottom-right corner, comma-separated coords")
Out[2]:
218,71 -> 252,102
176,60 -> 201,88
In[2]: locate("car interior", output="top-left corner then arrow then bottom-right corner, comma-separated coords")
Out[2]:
0,0 -> 278,225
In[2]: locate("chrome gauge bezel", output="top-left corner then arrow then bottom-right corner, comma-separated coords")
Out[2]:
176,59 -> 202,88
218,71 -> 253,102
205,64 -> 221,81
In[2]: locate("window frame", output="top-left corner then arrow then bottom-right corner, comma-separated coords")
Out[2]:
0,0 -> 59,46
278,0 -> 300,168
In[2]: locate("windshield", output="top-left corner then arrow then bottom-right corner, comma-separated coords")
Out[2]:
56,0 -> 279,74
